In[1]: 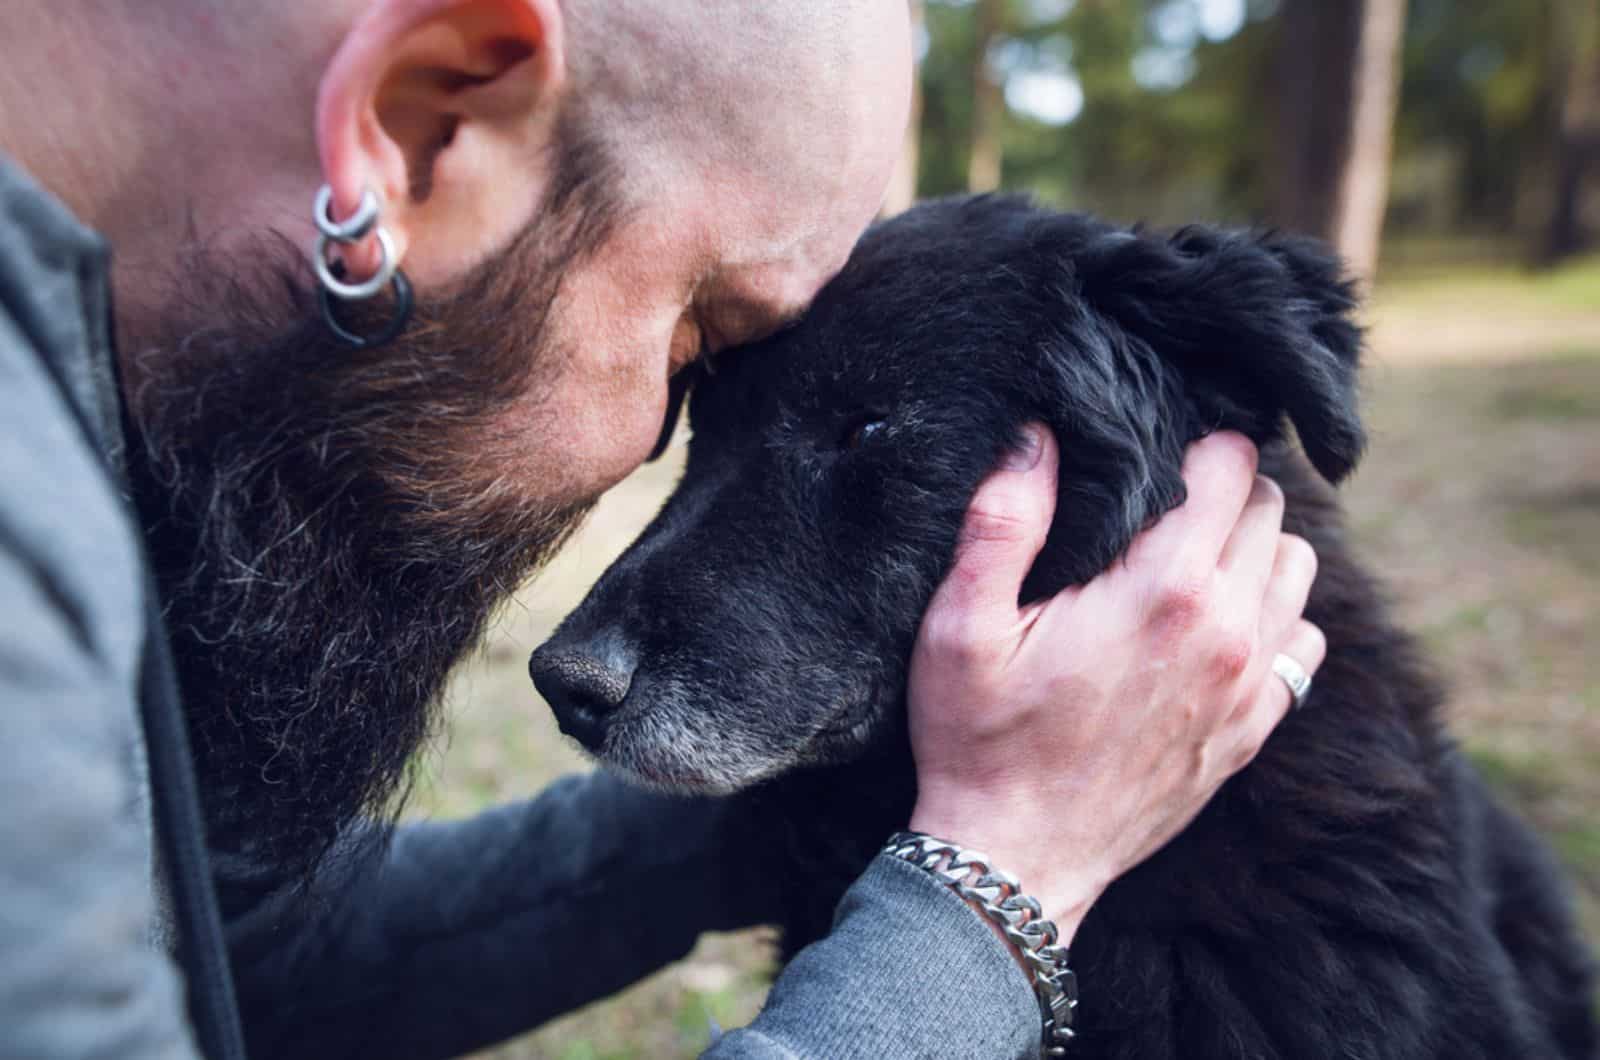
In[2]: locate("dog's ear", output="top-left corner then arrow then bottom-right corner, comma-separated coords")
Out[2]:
1076,225 -> 1365,483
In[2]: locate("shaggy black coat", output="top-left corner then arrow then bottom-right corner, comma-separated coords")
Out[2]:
532,196 -> 1598,1059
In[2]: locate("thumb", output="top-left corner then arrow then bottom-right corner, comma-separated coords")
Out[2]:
928,423 -> 1059,631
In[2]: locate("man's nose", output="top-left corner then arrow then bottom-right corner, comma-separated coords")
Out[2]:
528,637 -> 637,750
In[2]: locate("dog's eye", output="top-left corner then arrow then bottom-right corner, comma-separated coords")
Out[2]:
843,418 -> 888,450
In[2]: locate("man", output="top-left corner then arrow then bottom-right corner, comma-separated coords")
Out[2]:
0,1 -> 1323,1057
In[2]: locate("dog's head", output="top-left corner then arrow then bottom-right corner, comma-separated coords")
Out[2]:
530,195 -> 1363,794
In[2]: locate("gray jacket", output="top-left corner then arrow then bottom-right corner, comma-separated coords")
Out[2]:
0,156 -> 1038,1059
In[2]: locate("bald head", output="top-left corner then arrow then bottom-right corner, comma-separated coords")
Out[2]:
565,0 -> 912,224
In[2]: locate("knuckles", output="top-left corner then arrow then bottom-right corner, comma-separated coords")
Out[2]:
1152,577 -> 1211,634
1187,430 -> 1260,486
916,606 -> 1007,674
1148,574 -> 1257,690
1207,630 -> 1255,685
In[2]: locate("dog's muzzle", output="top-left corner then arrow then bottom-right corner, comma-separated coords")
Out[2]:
529,638 -> 637,750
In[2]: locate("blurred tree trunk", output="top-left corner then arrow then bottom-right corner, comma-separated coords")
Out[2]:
1270,0 -> 1407,285
1538,0 -> 1600,265
967,0 -> 1006,193
883,0 -> 924,216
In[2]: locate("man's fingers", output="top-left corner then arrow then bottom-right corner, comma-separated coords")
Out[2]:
1279,617 -> 1329,676
1127,431 -> 1259,575
1234,619 -> 1327,761
1227,534 -> 1317,739
924,424 -> 1059,637
1258,533 -> 1318,646
1218,477 -> 1286,601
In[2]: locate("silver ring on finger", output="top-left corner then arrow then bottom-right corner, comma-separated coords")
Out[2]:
1272,652 -> 1313,710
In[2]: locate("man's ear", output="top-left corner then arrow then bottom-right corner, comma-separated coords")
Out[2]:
315,0 -> 564,283
1076,225 -> 1366,484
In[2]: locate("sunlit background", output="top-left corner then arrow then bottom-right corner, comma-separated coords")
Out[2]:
416,2 -> 1600,1055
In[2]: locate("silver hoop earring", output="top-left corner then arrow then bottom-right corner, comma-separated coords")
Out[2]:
311,184 -> 414,349
314,225 -> 400,300
314,185 -> 380,243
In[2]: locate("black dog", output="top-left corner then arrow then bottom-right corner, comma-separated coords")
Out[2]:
531,196 -> 1598,1058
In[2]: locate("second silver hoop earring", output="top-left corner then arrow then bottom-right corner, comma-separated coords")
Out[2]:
311,184 -> 414,349
314,226 -> 399,300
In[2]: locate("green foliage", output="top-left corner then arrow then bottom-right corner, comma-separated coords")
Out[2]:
918,0 -> 1285,219
1392,0 -> 1574,234
911,0 -> 1593,249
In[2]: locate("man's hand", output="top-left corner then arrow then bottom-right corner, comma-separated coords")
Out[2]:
907,426 -> 1324,942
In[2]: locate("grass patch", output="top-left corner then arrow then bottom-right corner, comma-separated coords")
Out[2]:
1537,257 -> 1600,312
1495,384 -> 1600,421
671,985 -> 754,1054
1552,823 -> 1600,884
556,1043 -> 633,1060
1466,745 -> 1565,805
1505,492 -> 1600,577
1376,251 -> 1600,315
1418,601 -> 1493,656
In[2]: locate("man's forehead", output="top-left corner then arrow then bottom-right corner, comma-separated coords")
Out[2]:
701,201 -> 859,341
702,243 -> 856,353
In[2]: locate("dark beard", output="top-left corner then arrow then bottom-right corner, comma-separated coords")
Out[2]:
124,217 -> 602,887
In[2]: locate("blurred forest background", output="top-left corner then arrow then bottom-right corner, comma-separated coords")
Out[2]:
423,2 -> 1600,1057
888,0 -> 1600,276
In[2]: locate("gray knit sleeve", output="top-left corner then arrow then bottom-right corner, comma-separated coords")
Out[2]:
0,304 -> 199,1059
705,854 -> 1041,1059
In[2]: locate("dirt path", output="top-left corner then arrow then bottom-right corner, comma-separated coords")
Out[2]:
1348,355 -> 1600,932
1368,276 -> 1600,365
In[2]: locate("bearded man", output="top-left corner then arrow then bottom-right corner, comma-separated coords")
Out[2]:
0,1 -> 1324,1057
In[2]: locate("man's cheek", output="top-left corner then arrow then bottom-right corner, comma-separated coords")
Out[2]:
490,384 -> 663,507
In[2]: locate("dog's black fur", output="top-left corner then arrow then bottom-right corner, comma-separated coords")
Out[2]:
532,196 -> 1598,1058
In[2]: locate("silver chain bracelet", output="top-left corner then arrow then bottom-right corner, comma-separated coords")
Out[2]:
884,831 -> 1077,1056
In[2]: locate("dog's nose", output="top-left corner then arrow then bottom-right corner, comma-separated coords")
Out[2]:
528,643 -> 635,750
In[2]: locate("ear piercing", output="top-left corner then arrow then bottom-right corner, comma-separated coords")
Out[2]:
311,184 -> 414,348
